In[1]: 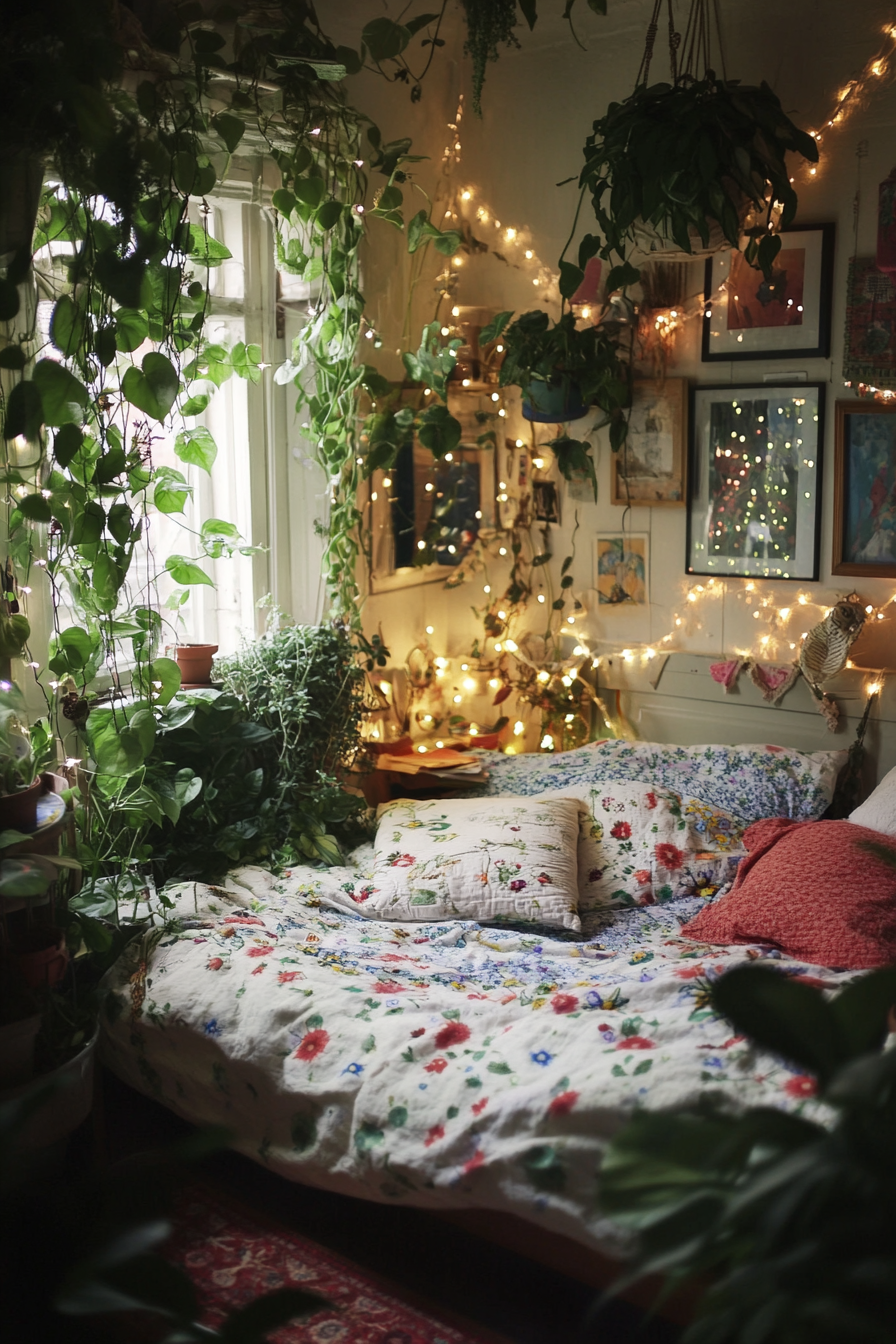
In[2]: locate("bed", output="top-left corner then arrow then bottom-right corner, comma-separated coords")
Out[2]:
100,729 -> 890,1260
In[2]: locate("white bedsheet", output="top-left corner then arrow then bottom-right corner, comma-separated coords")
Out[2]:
101,853 -> 848,1253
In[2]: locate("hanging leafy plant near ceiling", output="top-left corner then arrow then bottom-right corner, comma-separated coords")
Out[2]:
570,0 -> 819,294
460,1 -> 609,114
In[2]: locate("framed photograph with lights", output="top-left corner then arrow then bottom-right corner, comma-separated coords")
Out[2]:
611,379 -> 687,506
701,224 -> 835,362
686,383 -> 825,581
367,383 -> 507,594
832,399 -> 896,578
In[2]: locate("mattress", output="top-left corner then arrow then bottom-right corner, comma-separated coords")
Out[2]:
100,847 -> 849,1255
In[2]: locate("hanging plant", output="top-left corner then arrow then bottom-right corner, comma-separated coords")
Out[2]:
570,0 -> 819,292
480,309 -> 632,495
579,74 -> 819,289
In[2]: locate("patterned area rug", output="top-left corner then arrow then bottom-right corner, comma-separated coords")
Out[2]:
164,1183 -> 508,1344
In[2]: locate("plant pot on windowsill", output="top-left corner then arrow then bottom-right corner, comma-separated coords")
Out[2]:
521,378 -> 589,424
174,643 -> 218,687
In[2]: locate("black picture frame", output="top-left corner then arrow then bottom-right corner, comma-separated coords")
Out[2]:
701,223 -> 835,362
686,382 -> 826,581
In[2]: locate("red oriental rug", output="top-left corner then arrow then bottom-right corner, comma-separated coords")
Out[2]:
163,1183 -> 510,1344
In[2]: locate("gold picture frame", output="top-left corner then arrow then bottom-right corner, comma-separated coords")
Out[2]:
611,378 -> 687,507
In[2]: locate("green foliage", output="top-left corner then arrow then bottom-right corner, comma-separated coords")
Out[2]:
0,1099 -> 327,1340
216,618 -> 367,865
602,962 -> 896,1344
580,76 -> 819,284
490,309 -> 632,491
0,685 -> 54,793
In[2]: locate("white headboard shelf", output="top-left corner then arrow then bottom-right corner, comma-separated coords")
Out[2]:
595,654 -> 896,788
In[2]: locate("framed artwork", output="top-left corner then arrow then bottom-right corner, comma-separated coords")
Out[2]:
686,383 -> 825,580
533,480 -> 560,523
842,257 -> 896,389
594,533 -> 649,605
832,400 -> 896,578
611,378 -> 687,506
367,384 -> 502,594
702,224 -> 834,361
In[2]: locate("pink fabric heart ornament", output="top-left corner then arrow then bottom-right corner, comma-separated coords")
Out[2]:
710,658 -> 745,693
749,661 -> 800,704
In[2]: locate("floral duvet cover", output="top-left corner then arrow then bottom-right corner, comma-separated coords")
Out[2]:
101,853 -> 849,1254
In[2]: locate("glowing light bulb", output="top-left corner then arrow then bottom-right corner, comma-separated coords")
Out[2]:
537,594 -> 546,603
537,671 -> 550,684
453,694 -> 462,704
417,540 -> 426,550
463,677 -> 476,691
525,249 -> 533,259
541,734 -> 554,750
514,720 -> 524,736
382,477 -> 392,488
532,457 -> 544,469
379,681 -> 391,695
489,677 -> 502,689
425,625 -> 434,634
417,744 -> 427,754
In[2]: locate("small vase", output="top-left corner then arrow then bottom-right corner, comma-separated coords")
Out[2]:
522,378 -> 589,424
175,643 -> 218,686
0,778 -> 42,832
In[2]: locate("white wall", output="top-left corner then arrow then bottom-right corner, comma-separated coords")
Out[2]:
337,1 -> 896,682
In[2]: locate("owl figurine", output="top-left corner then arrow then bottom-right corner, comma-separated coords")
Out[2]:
799,599 -> 866,690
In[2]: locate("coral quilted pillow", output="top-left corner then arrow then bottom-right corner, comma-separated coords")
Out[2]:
680,818 -> 896,968
369,795 -> 584,931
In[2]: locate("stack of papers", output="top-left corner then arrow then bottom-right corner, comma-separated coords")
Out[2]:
377,748 -> 489,785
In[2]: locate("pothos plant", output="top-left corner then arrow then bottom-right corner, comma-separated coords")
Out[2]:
480,308 -> 632,497
575,74 -> 820,291
0,3 -> 446,922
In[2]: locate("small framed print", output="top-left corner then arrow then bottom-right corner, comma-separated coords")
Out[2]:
832,399 -> 896,578
594,533 -> 649,605
702,224 -> 835,362
686,383 -> 825,580
611,378 -> 687,506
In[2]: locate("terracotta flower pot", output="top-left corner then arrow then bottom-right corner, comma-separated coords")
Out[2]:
11,927 -> 68,990
175,643 -> 218,686
0,778 -> 42,832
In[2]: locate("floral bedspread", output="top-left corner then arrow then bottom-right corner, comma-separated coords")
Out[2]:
101,853 -> 850,1254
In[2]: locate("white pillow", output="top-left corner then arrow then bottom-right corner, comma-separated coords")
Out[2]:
848,766 -> 896,837
369,794 -> 584,932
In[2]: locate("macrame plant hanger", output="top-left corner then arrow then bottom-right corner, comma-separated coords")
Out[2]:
636,0 -> 727,89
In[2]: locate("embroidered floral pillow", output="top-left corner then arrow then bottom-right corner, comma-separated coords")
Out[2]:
651,794 -> 747,904
577,782 -> 669,926
368,795 -> 584,932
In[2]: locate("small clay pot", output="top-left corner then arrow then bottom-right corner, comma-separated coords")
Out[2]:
175,643 -> 218,686
0,778 -> 42,832
11,927 -> 69,990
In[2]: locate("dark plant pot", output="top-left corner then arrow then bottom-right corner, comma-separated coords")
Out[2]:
0,778 -> 42,832
0,1029 -> 98,1151
0,153 -> 44,263
522,379 -> 589,423
0,1012 -> 41,1088
11,927 -> 69,991
175,643 -> 218,686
